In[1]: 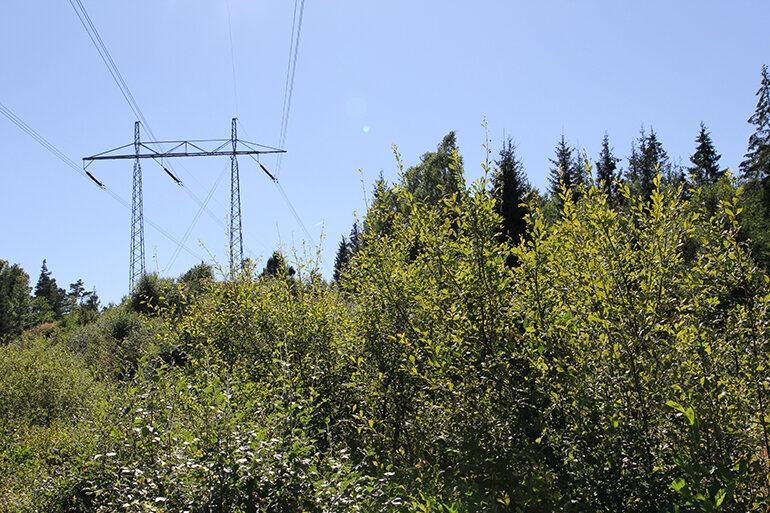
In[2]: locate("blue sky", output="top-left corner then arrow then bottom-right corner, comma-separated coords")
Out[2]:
1,1 -> 768,305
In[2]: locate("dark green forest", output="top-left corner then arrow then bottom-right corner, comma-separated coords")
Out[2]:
2,65 -> 770,512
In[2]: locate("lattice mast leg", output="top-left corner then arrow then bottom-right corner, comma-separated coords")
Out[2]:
129,121 -> 146,290
229,118 -> 244,276
84,117 -> 284,291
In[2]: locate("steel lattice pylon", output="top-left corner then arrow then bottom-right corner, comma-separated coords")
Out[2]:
83,119 -> 284,292
229,118 -> 244,275
129,121 -> 145,290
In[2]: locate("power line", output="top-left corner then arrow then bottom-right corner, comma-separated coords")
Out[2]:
226,0 -> 239,117
68,0 -> 276,277
0,100 -> 204,264
84,119 -> 284,277
165,161 -> 229,273
274,181 -> 331,275
68,0 -> 233,228
68,0 -> 152,140
67,2 -> 315,274
275,0 -> 306,179
0,101 -> 89,182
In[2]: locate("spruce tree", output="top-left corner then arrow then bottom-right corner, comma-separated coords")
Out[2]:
547,134 -> 582,210
365,174 -> 396,237
689,122 -> 724,186
740,65 -> 770,183
493,137 -> 529,245
627,127 -> 670,200
261,251 -> 295,278
595,133 -> 620,199
69,279 -> 85,305
348,222 -> 362,253
333,236 -> 351,283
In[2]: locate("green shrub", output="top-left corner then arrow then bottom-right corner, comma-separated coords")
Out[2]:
0,337 -> 101,426
66,307 -> 154,380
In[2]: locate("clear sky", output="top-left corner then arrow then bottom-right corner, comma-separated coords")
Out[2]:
1,1 -> 768,305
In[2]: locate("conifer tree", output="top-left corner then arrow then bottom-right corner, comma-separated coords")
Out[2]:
82,288 -> 100,312
69,279 -> 85,305
261,251 -> 295,278
740,65 -> 770,183
34,259 -> 54,301
348,222 -> 362,253
333,236 -> 351,283
627,127 -> 670,200
547,134 -> 582,210
34,259 -> 67,319
0,260 -> 32,341
595,133 -> 620,199
365,174 -> 396,237
493,137 -> 529,244
689,122 -> 724,186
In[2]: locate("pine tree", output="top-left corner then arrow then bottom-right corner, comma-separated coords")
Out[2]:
596,133 -> 620,199
34,259 -> 67,319
83,288 -> 100,312
493,137 -> 529,245
34,259 -> 54,301
69,279 -> 85,305
547,134 -> 582,210
740,65 -> 770,183
627,127 -> 670,200
689,122 -> 724,186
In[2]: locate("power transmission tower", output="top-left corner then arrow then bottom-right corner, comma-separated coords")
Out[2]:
230,118 -> 243,274
84,118 -> 284,290
129,121 -> 145,290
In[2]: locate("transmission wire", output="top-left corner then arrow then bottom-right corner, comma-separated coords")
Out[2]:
226,0 -> 239,117
164,161 -> 229,272
0,100 -> 204,263
68,2 -> 300,271
68,0 -> 232,229
275,0 -> 305,179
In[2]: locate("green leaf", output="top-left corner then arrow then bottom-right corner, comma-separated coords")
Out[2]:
667,400 -> 686,415
714,487 -> 726,507
671,478 -> 687,492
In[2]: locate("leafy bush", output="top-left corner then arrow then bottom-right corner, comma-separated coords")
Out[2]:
0,336 -> 101,426
36,364 -> 386,512
66,307 -> 155,380
5,154 -> 770,512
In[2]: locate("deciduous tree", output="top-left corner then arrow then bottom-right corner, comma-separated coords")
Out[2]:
402,132 -> 464,206
0,260 -> 32,341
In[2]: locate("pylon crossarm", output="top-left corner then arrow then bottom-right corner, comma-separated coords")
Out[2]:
84,140 -> 284,162
84,119 -> 281,292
